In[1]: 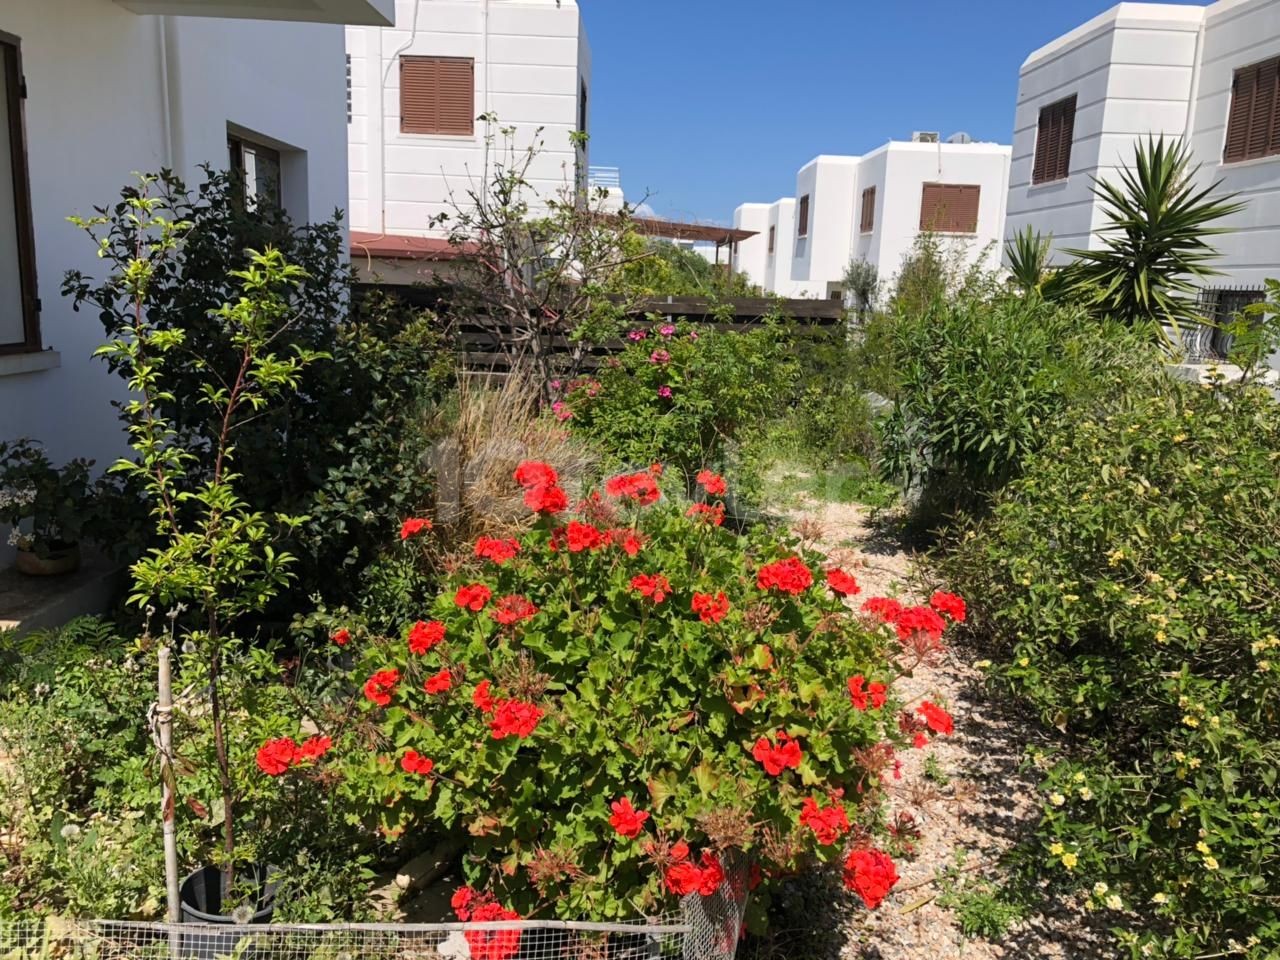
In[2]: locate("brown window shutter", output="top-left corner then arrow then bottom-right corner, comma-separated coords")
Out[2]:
860,186 -> 876,232
401,56 -> 474,136
0,31 -> 41,354
1224,67 -> 1255,162
798,195 -> 810,237
1225,56 -> 1280,163
1246,58 -> 1276,159
1033,95 -> 1076,184
920,183 -> 980,233
767,225 -> 775,253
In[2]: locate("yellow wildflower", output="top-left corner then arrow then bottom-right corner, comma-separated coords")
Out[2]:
1105,894 -> 1123,910
1203,856 -> 1219,871
1183,715 -> 1200,728
1061,852 -> 1078,869
1049,842 -> 1065,856
1049,792 -> 1066,807
1195,841 -> 1211,855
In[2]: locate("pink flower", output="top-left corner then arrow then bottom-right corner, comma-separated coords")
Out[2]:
659,324 -> 677,337
627,329 -> 648,342
657,385 -> 673,399
649,349 -> 671,365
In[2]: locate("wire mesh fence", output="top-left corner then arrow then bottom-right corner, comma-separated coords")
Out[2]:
0,858 -> 748,960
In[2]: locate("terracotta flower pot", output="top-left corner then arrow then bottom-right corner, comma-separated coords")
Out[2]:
15,542 -> 81,576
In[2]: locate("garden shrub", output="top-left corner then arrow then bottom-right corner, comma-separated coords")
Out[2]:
562,320 -> 798,494
879,292 -> 1160,522
939,379 -> 1280,958
64,170 -> 453,610
315,463 -> 965,929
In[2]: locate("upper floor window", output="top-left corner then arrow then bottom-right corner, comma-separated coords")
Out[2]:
919,183 -> 980,233
860,186 -> 876,233
767,225 -> 775,254
1224,55 -> 1279,164
0,32 -> 39,354
228,134 -> 282,212
1032,94 -> 1076,184
797,194 -> 810,238
401,55 -> 475,136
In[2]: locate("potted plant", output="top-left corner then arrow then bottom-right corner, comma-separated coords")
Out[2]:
0,439 -> 93,576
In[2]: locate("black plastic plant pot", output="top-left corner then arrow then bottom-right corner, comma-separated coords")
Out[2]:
178,864 -> 279,959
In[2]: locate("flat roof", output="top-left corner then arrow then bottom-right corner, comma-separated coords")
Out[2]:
629,217 -> 757,243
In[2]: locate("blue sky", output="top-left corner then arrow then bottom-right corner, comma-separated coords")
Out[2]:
580,0 -> 1208,224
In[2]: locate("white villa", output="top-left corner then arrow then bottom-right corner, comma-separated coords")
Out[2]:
733,137 -> 1012,300
347,0 -> 590,278
1009,0 -> 1280,351
0,0 -> 392,474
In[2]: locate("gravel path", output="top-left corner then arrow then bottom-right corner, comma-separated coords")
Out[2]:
749,497 -> 1113,960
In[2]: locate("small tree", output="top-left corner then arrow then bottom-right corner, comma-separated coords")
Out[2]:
436,120 -> 647,391
842,258 -> 880,323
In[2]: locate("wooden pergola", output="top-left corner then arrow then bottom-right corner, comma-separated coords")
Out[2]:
628,217 -> 758,272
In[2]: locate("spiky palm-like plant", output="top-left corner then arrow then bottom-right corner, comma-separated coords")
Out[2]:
1005,225 -> 1052,294
1064,136 -> 1244,337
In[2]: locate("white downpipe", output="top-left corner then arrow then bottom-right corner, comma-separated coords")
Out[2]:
376,0 -> 424,235
157,16 -> 180,172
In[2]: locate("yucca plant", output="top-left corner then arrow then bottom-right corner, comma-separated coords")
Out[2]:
1062,136 -> 1244,340
1005,225 -> 1052,294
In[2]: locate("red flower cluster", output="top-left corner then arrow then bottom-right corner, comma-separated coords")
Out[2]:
399,517 -> 432,540
256,735 -> 331,776
752,731 -> 803,776
799,797 -> 851,845
930,590 -> 967,623
451,887 -> 522,960
363,668 -> 400,707
489,698 -> 544,740
515,460 -> 568,515
691,591 -> 730,624
630,573 -> 672,603
826,568 -> 861,597
862,596 -> 903,623
491,594 -> 538,626
408,619 -> 445,654
564,520 -> 604,553
895,605 -> 946,642
401,749 -> 435,776
757,557 -> 813,595
664,849 -> 725,897
475,536 -> 520,565
842,848 -> 900,910
612,529 -> 645,556
917,700 -> 954,735
696,470 -> 727,497
331,628 -> 350,647
608,798 -> 651,838
473,679 -> 495,713
686,502 -> 726,526
848,675 -> 888,711
604,470 -> 660,506
455,583 -> 492,612
423,668 -> 453,694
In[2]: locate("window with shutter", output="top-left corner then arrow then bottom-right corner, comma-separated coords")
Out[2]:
1032,94 -> 1076,184
920,183 -> 981,233
401,56 -> 475,136
0,31 -> 39,354
797,194 -> 810,237
767,225 -> 775,254
1224,55 -> 1280,163
860,186 -> 876,233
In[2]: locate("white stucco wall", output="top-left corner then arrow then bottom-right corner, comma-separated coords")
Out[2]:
732,203 -> 771,289
348,0 -> 589,237
0,0 -> 352,471
764,198 -> 799,296
789,155 -> 859,298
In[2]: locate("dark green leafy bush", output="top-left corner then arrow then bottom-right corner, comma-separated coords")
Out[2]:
939,380 -> 1280,958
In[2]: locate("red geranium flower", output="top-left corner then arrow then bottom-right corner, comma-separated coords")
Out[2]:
565,520 -> 604,553
489,698 -> 544,739
696,470 -> 727,497
475,537 -> 521,564
611,529 -> 645,556
423,668 -> 453,695
454,583 -> 493,612
256,737 -> 299,776
664,850 -> 724,898
399,517 -> 432,541
451,887 -> 522,960
513,461 -> 558,489
605,471 -> 660,505
862,596 -> 903,623
331,628 -> 350,647
608,798 -> 651,838
686,502 -> 726,526
297,734 -> 331,762
408,619 -> 446,654
914,732 -> 930,748
524,483 -> 569,514
917,700 -> 954,735
491,595 -> 538,626
843,848 -> 900,909
631,573 -> 672,603
800,797 -> 851,845
848,675 -> 888,711
695,850 -> 724,896
757,557 -> 813,595
473,679 -> 495,714
752,731 -> 803,776
363,668 -> 400,707
400,749 -> 435,776
930,590 -> 967,623
826,568 -> 862,597
691,591 -> 731,624
895,605 -> 947,642
451,886 -> 476,920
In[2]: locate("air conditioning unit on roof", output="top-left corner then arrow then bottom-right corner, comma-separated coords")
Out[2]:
911,131 -> 940,143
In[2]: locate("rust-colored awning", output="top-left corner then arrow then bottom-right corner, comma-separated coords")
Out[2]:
628,217 -> 757,244
350,231 -> 476,261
